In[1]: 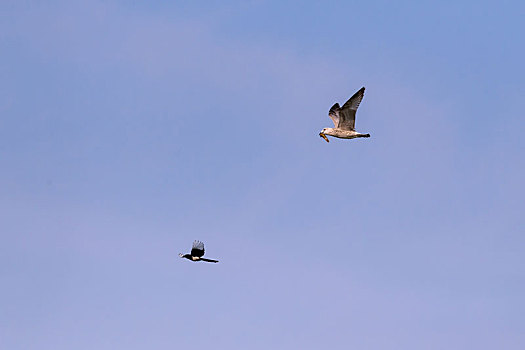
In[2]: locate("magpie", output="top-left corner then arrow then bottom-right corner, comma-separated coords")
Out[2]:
179,240 -> 219,263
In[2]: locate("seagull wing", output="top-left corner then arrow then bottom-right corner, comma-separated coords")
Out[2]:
191,240 -> 205,257
338,87 -> 365,131
328,103 -> 341,127
200,258 -> 219,263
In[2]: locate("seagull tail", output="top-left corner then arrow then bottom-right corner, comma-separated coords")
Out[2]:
200,258 -> 219,263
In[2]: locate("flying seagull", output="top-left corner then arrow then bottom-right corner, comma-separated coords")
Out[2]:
319,87 -> 370,142
179,240 -> 219,263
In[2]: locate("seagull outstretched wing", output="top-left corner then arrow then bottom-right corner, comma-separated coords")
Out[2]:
328,103 -> 341,127
338,87 -> 365,131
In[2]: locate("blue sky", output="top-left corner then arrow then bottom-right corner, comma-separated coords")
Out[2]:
1,1 -> 524,349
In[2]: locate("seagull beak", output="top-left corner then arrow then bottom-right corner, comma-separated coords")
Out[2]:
319,133 -> 329,143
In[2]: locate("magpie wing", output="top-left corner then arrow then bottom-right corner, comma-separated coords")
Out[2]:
191,240 -> 205,257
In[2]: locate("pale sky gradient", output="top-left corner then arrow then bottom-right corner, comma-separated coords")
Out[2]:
1,1 -> 524,349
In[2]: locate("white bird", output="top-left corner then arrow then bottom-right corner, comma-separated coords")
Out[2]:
319,87 -> 370,142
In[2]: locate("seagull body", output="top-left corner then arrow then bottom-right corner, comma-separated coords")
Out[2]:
179,240 -> 219,263
319,87 -> 370,142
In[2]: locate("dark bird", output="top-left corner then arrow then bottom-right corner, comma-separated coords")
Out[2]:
319,87 -> 370,142
179,240 -> 219,263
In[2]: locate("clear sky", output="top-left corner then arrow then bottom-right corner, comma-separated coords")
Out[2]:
1,1 -> 524,349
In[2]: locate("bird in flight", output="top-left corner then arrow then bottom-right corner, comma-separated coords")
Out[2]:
319,87 -> 370,142
179,240 -> 219,263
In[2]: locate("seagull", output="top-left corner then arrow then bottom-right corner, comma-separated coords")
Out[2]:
179,240 -> 219,263
319,87 -> 370,142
